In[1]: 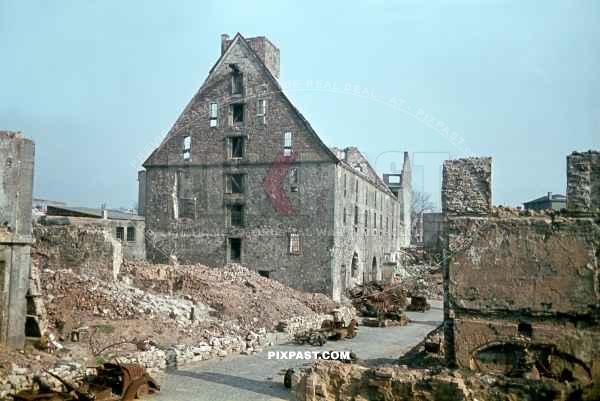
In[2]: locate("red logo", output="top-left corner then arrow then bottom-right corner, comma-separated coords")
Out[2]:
262,152 -> 297,215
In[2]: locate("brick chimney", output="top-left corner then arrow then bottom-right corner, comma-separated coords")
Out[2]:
220,34 -> 280,79
221,34 -> 230,54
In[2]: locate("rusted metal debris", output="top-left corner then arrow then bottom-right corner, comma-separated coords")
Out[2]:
406,295 -> 431,312
350,281 -> 408,319
294,319 -> 359,346
362,313 -> 408,327
10,363 -> 160,401
284,368 -> 294,388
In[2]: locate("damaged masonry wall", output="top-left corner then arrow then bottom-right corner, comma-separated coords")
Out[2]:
0,131 -> 35,349
33,218 -> 128,281
442,153 -> 600,384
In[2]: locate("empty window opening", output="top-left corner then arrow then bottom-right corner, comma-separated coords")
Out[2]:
380,215 -> 383,234
230,204 -> 244,227
343,208 -> 347,225
177,170 -> 196,219
351,252 -> 359,278
388,175 -> 401,184
354,206 -> 359,225
25,316 -> 41,338
126,226 -> 135,242
283,131 -> 293,156
230,103 -> 245,125
374,212 -> 377,228
290,167 -> 299,192
226,174 -> 244,194
229,238 -> 242,263
232,71 -> 243,94
289,233 -> 300,255
178,198 -> 196,219
209,102 -> 218,127
116,226 -> 124,240
228,136 -> 245,159
182,135 -> 191,160
257,99 -> 267,123
258,270 -> 270,278
355,180 -> 359,201
364,210 -> 368,229
518,322 -> 532,337
340,264 -> 347,294
344,174 -> 347,196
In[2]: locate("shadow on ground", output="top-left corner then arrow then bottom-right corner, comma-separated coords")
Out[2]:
170,370 -> 289,399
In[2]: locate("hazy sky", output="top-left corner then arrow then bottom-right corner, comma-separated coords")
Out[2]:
1,1 -> 598,210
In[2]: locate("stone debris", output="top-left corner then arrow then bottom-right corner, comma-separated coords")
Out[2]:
39,261 -> 339,349
292,360 -> 599,401
394,263 -> 443,300
0,258 -> 352,399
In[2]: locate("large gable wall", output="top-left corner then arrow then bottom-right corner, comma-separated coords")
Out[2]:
142,35 -> 339,295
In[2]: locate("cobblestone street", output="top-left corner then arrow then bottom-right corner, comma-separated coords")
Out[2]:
153,301 -> 442,401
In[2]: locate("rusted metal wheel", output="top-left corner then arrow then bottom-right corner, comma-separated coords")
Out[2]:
136,383 -> 150,398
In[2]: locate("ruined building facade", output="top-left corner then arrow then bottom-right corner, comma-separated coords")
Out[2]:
442,152 -> 600,384
0,131 -> 34,348
140,33 -> 411,299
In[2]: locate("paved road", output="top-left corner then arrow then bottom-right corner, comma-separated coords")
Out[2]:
154,301 -> 442,401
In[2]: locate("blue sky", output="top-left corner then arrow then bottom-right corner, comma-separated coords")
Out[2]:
1,1 -> 598,210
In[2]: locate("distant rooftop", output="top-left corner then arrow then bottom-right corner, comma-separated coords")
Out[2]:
524,193 -> 566,204
47,205 -> 144,221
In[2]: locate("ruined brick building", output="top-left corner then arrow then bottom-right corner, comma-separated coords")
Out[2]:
139,33 -> 411,299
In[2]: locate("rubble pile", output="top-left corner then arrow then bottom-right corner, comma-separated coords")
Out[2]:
292,361 -> 600,401
42,269 -> 206,324
120,261 -> 337,329
395,263 -> 443,299
0,261 -> 351,399
40,262 -> 338,344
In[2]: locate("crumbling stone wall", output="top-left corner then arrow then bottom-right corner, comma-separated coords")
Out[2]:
441,157 -> 491,215
442,154 -> 600,386
292,360 -> 596,401
33,219 -> 122,281
567,150 -> 600,213
0,131 -> 34,349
